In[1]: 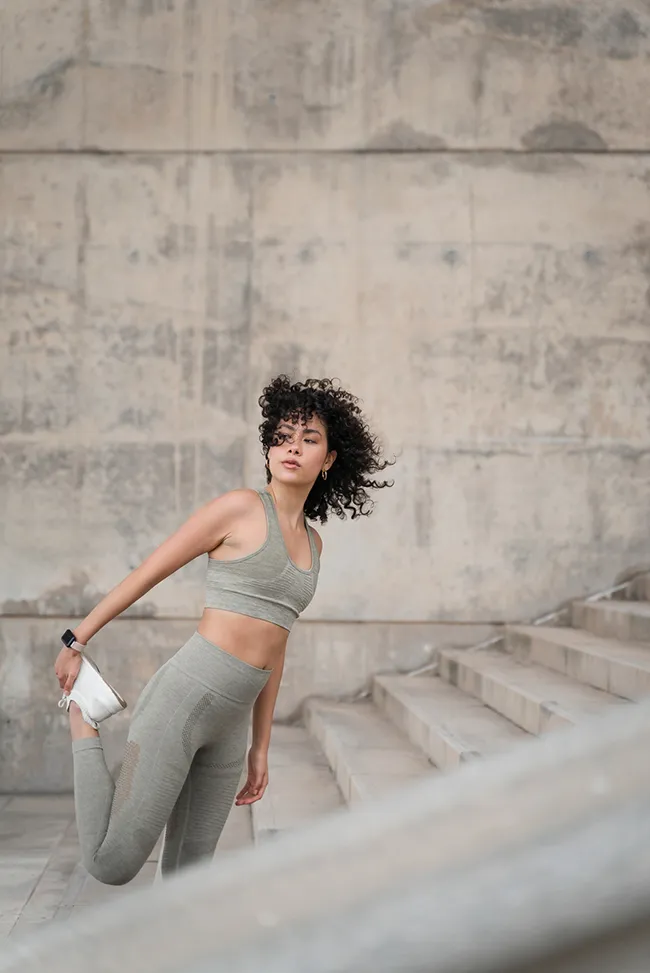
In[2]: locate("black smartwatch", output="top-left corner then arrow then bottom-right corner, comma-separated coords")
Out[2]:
61,629 -> 85,652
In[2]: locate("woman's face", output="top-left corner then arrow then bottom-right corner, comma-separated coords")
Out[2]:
268,414 -> 336,485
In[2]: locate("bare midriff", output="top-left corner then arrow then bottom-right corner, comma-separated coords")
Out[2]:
196,606 -> 289,671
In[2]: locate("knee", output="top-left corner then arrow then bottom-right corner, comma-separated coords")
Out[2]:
84,855 -> 139,887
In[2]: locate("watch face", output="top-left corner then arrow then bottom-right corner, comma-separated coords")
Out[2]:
62,629 -> 76,647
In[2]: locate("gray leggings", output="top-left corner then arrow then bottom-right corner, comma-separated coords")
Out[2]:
71,631 -> 271,886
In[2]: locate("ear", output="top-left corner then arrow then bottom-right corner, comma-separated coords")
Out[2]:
327,449 -> 337,469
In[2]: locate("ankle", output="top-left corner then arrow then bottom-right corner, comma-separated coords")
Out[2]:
69,701 -> 100,741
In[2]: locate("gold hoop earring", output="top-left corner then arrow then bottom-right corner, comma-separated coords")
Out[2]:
321,469 -> 328,480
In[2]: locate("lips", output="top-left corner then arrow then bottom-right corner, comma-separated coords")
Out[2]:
282,461 -> 300,469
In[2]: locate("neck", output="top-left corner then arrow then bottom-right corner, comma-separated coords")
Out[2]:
266,479 -> 310,529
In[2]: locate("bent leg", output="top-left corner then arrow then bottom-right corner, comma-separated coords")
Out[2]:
161,715 -> 249,874
72,662 -> 203,886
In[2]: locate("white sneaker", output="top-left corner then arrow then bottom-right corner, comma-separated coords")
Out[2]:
58,653 -> 127,729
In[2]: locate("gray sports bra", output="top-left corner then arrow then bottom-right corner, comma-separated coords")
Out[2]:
205,488 -> 320,632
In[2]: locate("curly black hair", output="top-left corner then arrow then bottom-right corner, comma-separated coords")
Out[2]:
258,375 -> 395,524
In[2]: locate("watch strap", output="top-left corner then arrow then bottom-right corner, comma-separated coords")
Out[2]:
61,629 -> 85,652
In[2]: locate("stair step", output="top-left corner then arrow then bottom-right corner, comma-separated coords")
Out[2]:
304,699 -> 436,805
373,674 -> 528,769
572,599 -> 650,642
506,625 -> 650,700
438,647 -> 628,734
215,805 -> 254,855
251,725 -> 343,843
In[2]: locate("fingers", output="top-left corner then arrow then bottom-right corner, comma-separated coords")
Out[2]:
54,649 -> 76,693
237,773 -> 265,799
56,650 -> 81,695
235,777 -> 268,805
236,792 -> 263,806
236,782 -> 256,804
63,664 -> 80,694
235,780 -> 250,800
235,782 -> 254,805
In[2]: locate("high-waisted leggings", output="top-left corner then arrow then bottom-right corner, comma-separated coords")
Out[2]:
71,631 -> 271,886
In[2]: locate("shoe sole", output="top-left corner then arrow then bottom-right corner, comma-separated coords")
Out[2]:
81,652 -> 127,710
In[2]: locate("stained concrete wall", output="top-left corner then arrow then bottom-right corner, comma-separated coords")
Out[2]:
1,1 -> 650,786
2,1 -> 650,153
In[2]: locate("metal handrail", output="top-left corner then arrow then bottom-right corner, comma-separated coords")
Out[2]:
404,567 -> 650,679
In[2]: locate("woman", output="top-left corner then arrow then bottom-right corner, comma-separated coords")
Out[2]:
54,375 -> 394,885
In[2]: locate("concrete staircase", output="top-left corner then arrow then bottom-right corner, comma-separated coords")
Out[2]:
267,574 -> 650,818
10,668 -> 650,973
4,574 -> 650,970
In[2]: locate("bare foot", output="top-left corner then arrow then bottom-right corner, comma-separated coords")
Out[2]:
68,700 -> 100,742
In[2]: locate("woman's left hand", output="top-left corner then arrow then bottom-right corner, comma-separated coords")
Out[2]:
235,747 -> 269,805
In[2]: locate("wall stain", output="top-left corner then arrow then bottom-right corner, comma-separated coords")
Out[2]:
200,329 -> 247,411
413,330 -> 530,369
522,120 -> 608,151
2,572 -> 158,618
157,226 -> 180,259
138,0 -> 175,16
600,10 -> 646,60
461,153 -> 583,174
394,242 -> 462,266
0,58 -> 75,127
175,161 -> 190,191
366,121 -> 447,151
624,234 -> 650,311
583,248 -> 602,267
482,6 -> 584,47
413,446 -> 434,549
267,343 -> 303,383
298,239 -> 325,264
224,239 -> 252,261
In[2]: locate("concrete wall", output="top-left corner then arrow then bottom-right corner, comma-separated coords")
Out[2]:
2,1 -> 650,153
1,1 -> 650,784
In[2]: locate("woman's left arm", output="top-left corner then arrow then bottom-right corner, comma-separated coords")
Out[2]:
252,648 -> 285,754
235,647 -> 286,806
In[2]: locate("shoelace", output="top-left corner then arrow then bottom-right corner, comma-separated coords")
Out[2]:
58,693 -> 99,728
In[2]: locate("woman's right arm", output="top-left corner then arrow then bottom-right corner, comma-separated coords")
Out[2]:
72,489 -> 252,645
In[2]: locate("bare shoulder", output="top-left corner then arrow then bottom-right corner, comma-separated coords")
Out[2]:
204,488 -> 262,520
199,489 -> 263,556
218,487 -> 262,508
309,525 -> 323,556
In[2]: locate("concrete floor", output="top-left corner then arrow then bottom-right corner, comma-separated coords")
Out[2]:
0,793 -> 254,943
